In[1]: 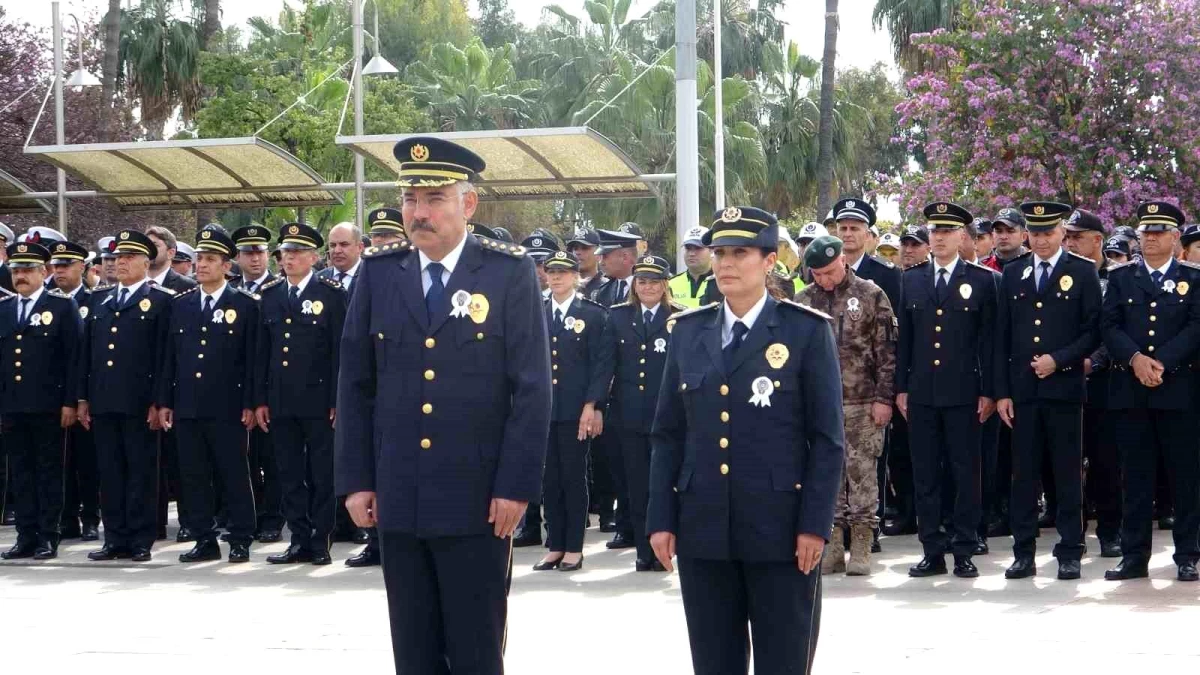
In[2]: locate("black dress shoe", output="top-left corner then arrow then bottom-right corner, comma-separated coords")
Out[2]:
345,547 -> 381,567
1,541 -> 38,560
953,555 -> 979,578
255,529 -> 282,543
511,528 -> 542,548
1104,559 -> 1149,580
1057,559 -> 1081,580
228,543 -> 250,563
871,529 -> 882,553
559,556 -> 584,572
175,527 -> 195,543
1178,561 -> 1199,582
1159,516 -> 1175,531
1005,556 -> 1036,579
80,524 -> 100,541
908,555 -> 948,577
599,520 -> 617,533
179,539 -> 221,563
606,532 -> 635,549
267,545 -> 313,564
130,546 -> 152,562
311,549 -> 333,565
88,544 -> 130,561
33,539 -> 59,560
1,508 -> 15,525
532,557 -> 562,571
974,537 -> 990,556
881,519 -> 917,536
635,558 -> 667,572
352,528 -> 371,544
1099,538 -> 1122,558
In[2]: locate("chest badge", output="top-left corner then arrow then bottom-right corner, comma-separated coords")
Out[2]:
312,300 -> 324,316
959,283 -> 973,300
1022,266 -> 1032,280
139,298 -> 151,312
301,299 -> 314,314
564,316 -> 576,331
224,309 -> 237,324
1179,281 -> 1190,296
29,312 -> 42,327
79,306 -> 88,319
469,293 -> 490,324
212,309 -> 225,324
765,343 -> 790,369
749,376 -> 774,408
1164,279 -> 1176,293
573,318 -> 586,333
1059,275 -> 1073,292
39,311 -> 52,326
654,337 -> 666,353
846,297 -> 862,321
450,290 -> 472,318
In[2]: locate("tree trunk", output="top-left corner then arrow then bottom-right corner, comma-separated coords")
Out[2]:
200,0 -> 221,51
99,0 -> 122,141
815,0 -> 839,218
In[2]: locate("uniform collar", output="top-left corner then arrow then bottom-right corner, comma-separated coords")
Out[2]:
419,230 -> 468,276
201,282 -> 228,307
1034,247 -> 1064,270
289,271 -> 314,295
641,303 -> 659,319
118,278 -> 148,297
721,289 -> 768,346
551,293 -> 574,317
150,267 -> 170,286
1144,257 -> 1173,277
933,256 -> 960,281
17,285 -> 44,305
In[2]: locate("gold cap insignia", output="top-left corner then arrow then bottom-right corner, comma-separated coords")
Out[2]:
201,231 -> 212,239
643,256 -> 654,264
16,245 -> 26,253
248,228 -> 257,236
55,244 -> 65,252
375,213 -> 383,221
410,144 -> 430,162
1148,204 -> 1160,214
289,225 -> 300,235
936,204 -> 948,214
120,232 -> 130,240
721,207 -> 742,223
555,251 -> 567,260
1034,205 -> 1045,215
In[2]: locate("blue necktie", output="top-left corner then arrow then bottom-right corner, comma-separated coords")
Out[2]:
426,262 -> 445,319
723,321 -> 749,373
288,285 -> 300,312
18,298 -> 29,324
1037,261 -> 1051,292
1152,270 -> 1164,287
644,309 -> 653,326
117,288 -> 129,310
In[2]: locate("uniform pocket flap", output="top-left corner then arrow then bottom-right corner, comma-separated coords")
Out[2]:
770,465 -> 802,492
680,372 -> 704,392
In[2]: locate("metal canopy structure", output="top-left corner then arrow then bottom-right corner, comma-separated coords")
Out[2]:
23,137 -> 341,211
0,169 -> 52,215
336,127 -> 659,202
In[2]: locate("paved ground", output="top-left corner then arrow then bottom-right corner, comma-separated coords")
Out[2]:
2,521 -> 1199,673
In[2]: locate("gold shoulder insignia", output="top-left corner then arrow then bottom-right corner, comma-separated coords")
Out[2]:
362,239 -> 413,259
259,277 -> 286,292
91,283 -> 114,293
672,302 -> 720,320
235,286 -> 261,300
967,260 -> 996,272
47,288 -> 68,298
610,300 -> 633,308
1180,260 -> 1200,271
780,298 -> 833,320
479,239 -> 525,258
1066,251 -> 1095,264
319,275 -> 342,290
151,284 -> 177,296
0,294 -> 14,303
669,301 -> 688,311
580,296 -> 607,310
904,259 -> 931,271
1108,260 -> 1137,272
173,287 -> 200,300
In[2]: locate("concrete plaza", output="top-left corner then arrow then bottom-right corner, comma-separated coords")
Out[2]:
1,523 -> 1198,673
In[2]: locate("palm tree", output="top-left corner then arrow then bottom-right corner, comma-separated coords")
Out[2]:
815,0 -> 839,217
871,0 -> 966,73
407,39 -> 540,131
118,0 -> 201,139
201,0 -> 221,51
247,0 -> 347,76
99,0 -> 122,140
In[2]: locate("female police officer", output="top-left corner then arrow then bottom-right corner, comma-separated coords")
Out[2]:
602,254 -> 683,571
647,206 -> 844,674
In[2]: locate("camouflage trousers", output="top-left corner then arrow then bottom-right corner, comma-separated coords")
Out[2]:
835,403 -> 884,527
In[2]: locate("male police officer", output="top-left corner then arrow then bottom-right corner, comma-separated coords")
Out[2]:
0,242 -> 81,560
1102,201 -> 1200,581
994,202 -> 1102,580
337,136 -> 550,674
158,228 -> 260,563
835,198 -> 900,312
367,208 -> 407,247
669,225 -> 715,307
648,206 -> 843,674
896,202 -> 997,579
567,226 -> 607,298
79,230 -> 175,562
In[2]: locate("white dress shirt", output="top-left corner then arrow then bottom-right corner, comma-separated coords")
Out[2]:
419,233 -> 468,295
933,256 -> 960,288
721,290 -> 768,348
15,286 -> 43,322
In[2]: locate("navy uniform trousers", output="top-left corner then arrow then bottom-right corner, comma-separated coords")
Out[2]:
1010,402 -> 1084,560
176,419 -> 256,545
4,413 -> 65,541
273,416 -> 335,552
1115,410 -> 1199,565
618,431 -> 654,563
93,414 -> 158,549
544,423 -> 590,552
908,404 -> 982,557
61,422 -> 99,533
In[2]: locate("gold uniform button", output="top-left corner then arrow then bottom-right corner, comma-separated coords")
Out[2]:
719,438 -> 729,449
934,343 -> 941,349
283,347 -> 289,353
641,344 -> 646,351
1149,330 -> 1156,336
553,364 -> 558,371
200,340 -> 206,346
106,361 -> 113,367
1036,302 -> 1044,308
284,333 -> 290,339
639,385 -> 644,391
1034,319 -> 1041,326
282,361 -> 289,367
108,344 -> 115,350
195,372 -> 202,378
933,359 -> 941,366
1148,345 -> 1156,352
13,349 -> 20,354
1150,316 -> 1157,322
420,438 -> 432,449
720,464 -> 729,475
201,327 -> 207,333
720,384 -> 729,396
639,358 -> 645,364
774,380 -> 781,387
109,328 -> 116,334
720,412 -> 730,423
1033,337 -> 1041,343
936,309 -> 944,316
552,350 -> 558,356
378,333 -> 384,340
13,362 -> 19,368
14,375 -> 20,382
794,483 -> 802,490
935,326 -> 942,332
14,335 -> 20,341
425,369 -> 435,381
552,379 -> 558,385
1151,302 -> 1158,308
681,383 -> 687,391
286,318 -> 292,324
476,333 -> 484,340
639,372 -> 644,378
425,338 -> 436,348
552,337 -> 558,343
198,354 -> 204,359
422,403 -> 433,414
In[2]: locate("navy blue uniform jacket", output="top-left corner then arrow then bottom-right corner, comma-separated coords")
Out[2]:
79,283 -> 174,415
0,290 -> 83,413
602,301 -> 681,433
546,294 -> 611,422
158,285 -> 260,419
995,251 -> 1102,403
334,235 -> 552,538
1102,259 -> 1200,411
646,297 -> 845,561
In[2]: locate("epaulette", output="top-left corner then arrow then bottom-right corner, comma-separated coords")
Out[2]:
318,275 -> 342,290
362,239 -> 413,259
779,297 -> 833,320
47,288 -> 68,298
1180,260 -> 1200,271
904,259 -> 930,271
1066,251 -> 1095,264
966,260 -> 996,272
259,277 -> 286,292
149,284 -> 176,296
172,287 -> 200,300
609,300 -> 633,308
1107,260 -> 1137,272
235,286 -> 261,301
671,302 -> 720,320
0,294 -> 14,303
91,283 -> 114,294
669,301 -> 688,311
477,237 -> 525,258
870,255 -> 895,269
577,295 -> 606,310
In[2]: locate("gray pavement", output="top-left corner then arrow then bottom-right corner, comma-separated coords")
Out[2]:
2,522 -> 1199,673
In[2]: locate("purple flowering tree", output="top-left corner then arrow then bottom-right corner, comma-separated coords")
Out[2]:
894,0 -> 1200,227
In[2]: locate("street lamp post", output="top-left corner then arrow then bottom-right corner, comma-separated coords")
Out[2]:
676,0 -> 700,271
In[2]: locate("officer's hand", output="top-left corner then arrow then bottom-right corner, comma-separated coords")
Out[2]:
147,405 -> 161,431
255,405 -> 271,432
77,401 -> 91,431
895,393 -> 908,421
60,406 -> 77,429
650,531 -> 676,572
241,409 -> 255,430
577,403 -> 595,441
489,498 -> 528,538
345,491 -> 377,528
977,396 -> 995,423
592,409 -> 604,437
158,407 -> 174,431
796,533 -> 825,575
1132,353 -> 1163,387
1083,358 -> 1093,376
1031,354 -> 1057,378
329,408 -> 337,428
997,398 -> 1015,428
871,402 -> 892,428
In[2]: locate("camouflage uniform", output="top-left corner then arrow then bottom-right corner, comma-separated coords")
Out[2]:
795,268 -> 896,527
